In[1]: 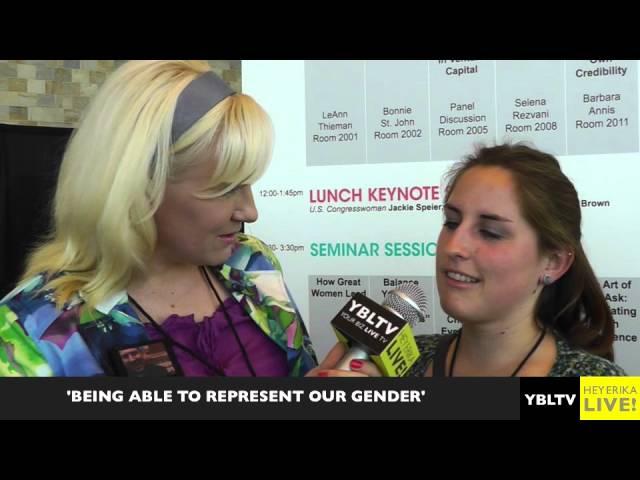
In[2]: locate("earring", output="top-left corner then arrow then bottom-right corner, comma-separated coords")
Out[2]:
542,274 -> 552,286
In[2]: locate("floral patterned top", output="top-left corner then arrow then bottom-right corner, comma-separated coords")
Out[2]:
0,234 -> 317,377
407,333 -> 627,377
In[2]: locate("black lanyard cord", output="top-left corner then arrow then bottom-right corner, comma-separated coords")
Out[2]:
448,327 -> 547,377
127,293 -> 226,376
126,266 -> 258,377
200,267 -> 257,377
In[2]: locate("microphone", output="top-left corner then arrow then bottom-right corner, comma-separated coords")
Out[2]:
331,283 -> 428,376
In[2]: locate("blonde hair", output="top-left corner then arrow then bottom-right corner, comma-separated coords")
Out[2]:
22,60 -> 273,309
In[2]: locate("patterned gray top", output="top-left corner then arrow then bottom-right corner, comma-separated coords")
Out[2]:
407,333 -> 627,377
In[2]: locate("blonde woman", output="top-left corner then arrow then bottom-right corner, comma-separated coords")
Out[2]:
0,61 -> 334,377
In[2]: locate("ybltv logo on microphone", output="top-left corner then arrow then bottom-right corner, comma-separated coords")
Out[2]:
331,293 -> 420,377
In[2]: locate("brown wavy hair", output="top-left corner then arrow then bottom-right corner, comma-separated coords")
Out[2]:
444,143 -> 615,360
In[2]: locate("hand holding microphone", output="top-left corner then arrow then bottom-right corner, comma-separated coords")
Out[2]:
308,341 -> 382,377
331,283 -> 427,377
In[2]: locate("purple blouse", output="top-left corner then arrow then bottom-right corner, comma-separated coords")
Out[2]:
143,297 -> 289,377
